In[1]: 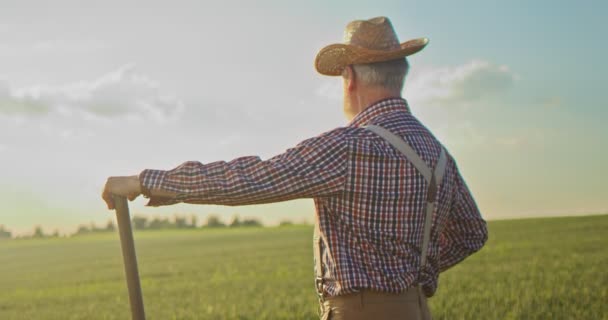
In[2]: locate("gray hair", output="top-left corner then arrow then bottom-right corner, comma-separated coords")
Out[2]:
345,58 -> 409,92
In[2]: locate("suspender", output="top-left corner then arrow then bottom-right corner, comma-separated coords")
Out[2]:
366,125 -> 448,272
313,221 -> 324,299
313,124 -> 448,299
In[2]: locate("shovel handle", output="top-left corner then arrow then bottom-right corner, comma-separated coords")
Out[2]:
113,195 -> 146,320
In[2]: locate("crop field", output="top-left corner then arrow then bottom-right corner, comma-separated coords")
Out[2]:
0,214 -> 606,319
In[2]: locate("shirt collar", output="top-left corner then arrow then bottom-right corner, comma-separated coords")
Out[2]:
348,97 -> 410,127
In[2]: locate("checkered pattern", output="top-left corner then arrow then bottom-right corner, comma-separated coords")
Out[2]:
140,98 -> 488,297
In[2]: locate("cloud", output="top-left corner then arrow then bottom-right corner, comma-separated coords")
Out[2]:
407,60 -> 517,106
494,128 -> 547,149
434,121 -> 488,148
0,65 -> 184,122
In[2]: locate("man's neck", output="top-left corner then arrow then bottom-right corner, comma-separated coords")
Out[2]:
349,88 -> 402,119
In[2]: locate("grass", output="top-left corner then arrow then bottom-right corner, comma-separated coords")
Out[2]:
0,215 -> 606,319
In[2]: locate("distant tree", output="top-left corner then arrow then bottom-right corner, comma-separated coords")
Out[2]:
148,217 -> 171,229
279,220 -> 293,227
105,220 -> 116,232
52,230 -> 60,238
75,225 -> 90,235
132,216 -> 148,230
205,215 -> 225,228
241,218 -> 262,227
33,226 -> 45,238
189,215 -> 198,228
174,215 -> 188,229
0,225 -> 11,239
229,215 -> 241,228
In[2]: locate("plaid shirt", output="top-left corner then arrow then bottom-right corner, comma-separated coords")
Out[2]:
140,98 -> 488,297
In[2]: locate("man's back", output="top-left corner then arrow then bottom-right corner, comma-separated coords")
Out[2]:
314,98 -> 487,297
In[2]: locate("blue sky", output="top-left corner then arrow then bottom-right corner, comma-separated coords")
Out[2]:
0,0 -> 606,235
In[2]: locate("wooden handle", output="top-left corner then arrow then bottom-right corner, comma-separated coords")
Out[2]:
113,195 -> 146,320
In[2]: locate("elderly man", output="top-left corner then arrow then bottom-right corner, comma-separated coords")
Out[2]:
103,17 -> 488,320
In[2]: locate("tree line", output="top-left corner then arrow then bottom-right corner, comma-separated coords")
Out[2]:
0,214 -> 299,240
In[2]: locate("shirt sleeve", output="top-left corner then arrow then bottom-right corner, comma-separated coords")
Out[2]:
138,129 -> 348,207
438,167 -> 488,272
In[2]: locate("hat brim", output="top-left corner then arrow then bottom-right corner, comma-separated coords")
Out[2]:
315,38 -> 429,76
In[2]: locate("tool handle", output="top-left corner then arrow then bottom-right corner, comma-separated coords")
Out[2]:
113,195 -> 146,320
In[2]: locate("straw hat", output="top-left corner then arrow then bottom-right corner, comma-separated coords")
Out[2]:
315,17 -> 429,76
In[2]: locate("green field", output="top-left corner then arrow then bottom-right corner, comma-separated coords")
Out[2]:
1,215 -> 606,319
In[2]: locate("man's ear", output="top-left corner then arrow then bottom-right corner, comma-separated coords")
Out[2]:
344,65 -> 356,92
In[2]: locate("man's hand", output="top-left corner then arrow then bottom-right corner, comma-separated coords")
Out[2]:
102,175 -> 142,210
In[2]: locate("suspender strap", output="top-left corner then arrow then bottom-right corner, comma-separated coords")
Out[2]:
314,216 -> 334,300
365,124 -> 448,270
364,125 -> 433,181
420,150 -> 447,267
313,221 -> 324,299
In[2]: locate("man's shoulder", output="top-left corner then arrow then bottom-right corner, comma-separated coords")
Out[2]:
292,127 -> 373,154
314,126 -> 378,144
368,112 -> 430,136
299,113 -> 436,149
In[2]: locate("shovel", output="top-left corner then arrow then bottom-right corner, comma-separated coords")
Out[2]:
113,195 -> 146,320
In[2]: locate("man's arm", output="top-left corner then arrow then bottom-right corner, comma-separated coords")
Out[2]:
438,169 -> 488,272
137,129 -> 348,207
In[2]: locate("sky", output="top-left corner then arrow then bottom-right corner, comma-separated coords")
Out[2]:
0,0 -> 606,235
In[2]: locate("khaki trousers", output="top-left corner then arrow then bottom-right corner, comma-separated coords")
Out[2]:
319,287 -> 431,320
